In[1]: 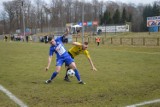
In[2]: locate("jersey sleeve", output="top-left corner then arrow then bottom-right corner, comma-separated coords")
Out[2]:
55,36 -> 63,41
49,47 -> 54,56
55,35 -> 68,43
84,50 -> 91,59
76,42 -> 82,45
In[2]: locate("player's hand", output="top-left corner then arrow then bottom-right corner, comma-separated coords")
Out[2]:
66,27 -> 69,32
64,27 -> 69,36
45,67 -> 49,71
92,67 -> 97,71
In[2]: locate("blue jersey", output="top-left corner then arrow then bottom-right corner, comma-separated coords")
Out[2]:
49,36 -> 68,58
49,36 -> 74,66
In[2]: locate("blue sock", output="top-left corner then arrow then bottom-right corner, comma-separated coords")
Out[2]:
50,71 -> 58,80
74,69 -> 81,81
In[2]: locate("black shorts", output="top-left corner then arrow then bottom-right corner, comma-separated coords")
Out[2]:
65,52 -> 74,67
68,52 -> 74,59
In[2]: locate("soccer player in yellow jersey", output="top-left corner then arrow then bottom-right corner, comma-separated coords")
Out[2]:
64,41 -> 97,82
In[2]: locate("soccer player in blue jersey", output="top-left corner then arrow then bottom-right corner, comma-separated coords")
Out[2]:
45,28 -> 85,84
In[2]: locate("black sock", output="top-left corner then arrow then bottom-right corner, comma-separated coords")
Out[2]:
65,68 -> 70,78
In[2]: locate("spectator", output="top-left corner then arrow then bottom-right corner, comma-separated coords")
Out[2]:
26,36 -> 29,42
96,37 -> 100,46
4,35 -> 8,42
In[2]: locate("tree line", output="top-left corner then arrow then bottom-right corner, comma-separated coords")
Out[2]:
0,0 -> 159,35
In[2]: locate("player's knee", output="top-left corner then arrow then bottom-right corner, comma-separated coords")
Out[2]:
69,64 -> 77,70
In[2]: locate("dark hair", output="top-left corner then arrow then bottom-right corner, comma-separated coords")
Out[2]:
62,36 -> 68,43
48,37 -> 53,42
84,42 -> 88,45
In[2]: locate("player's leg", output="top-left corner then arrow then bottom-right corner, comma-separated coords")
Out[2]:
45,58 -> 63,84
64,64 -> 71,82
69,62 -> 86,84
51,66 -> 61,79
64,52 -> 74,82
65,56 -> 86,84
45,66 -> 61,84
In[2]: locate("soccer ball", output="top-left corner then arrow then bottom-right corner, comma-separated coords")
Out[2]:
67,69 -> 75,77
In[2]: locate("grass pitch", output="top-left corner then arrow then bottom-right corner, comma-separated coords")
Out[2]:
0,41 -> 160,107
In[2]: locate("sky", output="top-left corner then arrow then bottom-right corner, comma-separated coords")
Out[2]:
0,0 -> 157,12
102,0 -> 157,5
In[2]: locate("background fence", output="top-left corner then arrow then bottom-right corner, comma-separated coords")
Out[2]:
73,36 -> 160,46
1,32 -> 160,46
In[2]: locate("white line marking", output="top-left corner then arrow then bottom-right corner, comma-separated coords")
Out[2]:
126,99 -> 160,107
0,84 -> 28,107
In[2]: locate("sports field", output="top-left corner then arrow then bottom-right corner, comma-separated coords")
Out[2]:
0,40 -> 160,107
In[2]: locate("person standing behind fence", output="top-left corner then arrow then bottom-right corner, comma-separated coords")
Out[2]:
26,35 -> 28,42
96,37 -> 100,46
4,35 -> 8,42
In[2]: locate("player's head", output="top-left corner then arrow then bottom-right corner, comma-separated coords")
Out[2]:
50,39 -> 56,45
82,42 -> 88,50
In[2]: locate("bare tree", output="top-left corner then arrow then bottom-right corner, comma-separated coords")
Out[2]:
3,1 -> 16,33
64,0 -> 73,23
0,11 -> 7,33
1,0 -> 158,34
72,0 -> 82,23
92,0 -> 99,20
106,1 -> 120,17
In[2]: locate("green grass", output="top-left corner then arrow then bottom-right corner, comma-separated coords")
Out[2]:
0,41 -> 160,107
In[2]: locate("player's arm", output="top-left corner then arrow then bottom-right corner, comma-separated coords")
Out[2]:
46,55 -> 52,71
46,48 -> 54,71
63,27 -> 69,37
87,57 -> 97,71
62,27 -> 70,43
72,42 -> 82,46
85,51 -> 97,71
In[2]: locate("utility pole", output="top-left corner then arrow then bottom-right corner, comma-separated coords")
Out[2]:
22,0 -> 25,37
82,0 -> 85,44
